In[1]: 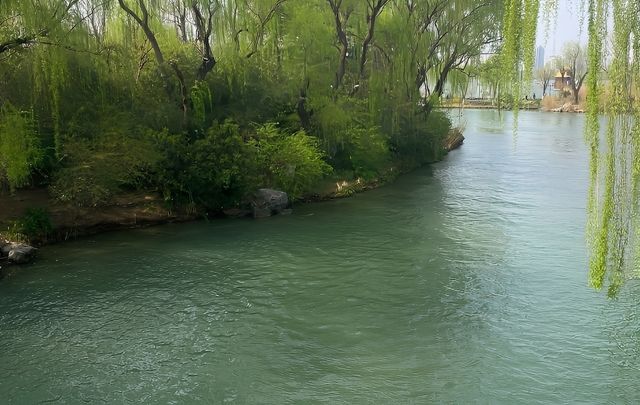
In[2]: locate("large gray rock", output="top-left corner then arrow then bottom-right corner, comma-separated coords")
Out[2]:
7,244 -> 37,264
222,208 -> 252,218
251,189 -> 290,218
0,241 -> 11,257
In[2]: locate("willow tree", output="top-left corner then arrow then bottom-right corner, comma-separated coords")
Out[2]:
559,41 -> 588,104
504,0 -> 640,296
0,0 -> 85,184
429,0 -> 503,98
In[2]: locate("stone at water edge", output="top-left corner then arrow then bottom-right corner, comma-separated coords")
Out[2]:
253,207 -> 273,219
251,189 -> 290,218
0,241 -> 11,257
222,208 -> 252,218
7,245 -> 37,264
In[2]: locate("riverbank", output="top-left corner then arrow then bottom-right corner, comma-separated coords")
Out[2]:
440,99 -> 541,110
439,96 -> 588,114
0,129 -> 464,273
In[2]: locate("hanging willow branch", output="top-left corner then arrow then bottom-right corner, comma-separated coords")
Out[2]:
502,0 -> 640,296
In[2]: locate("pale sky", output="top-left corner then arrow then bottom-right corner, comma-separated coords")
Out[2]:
536,0 -> 588,61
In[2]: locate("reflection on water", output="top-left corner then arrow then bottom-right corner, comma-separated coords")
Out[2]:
1,110 -> 639,403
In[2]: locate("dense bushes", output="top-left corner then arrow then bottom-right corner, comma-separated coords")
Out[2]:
154,122 -> 252,210
391,111 -> 451,170
150,121 -> 332,209
3,92 -> 450,211
0,104 -> 44,192
251,123 -> 332,198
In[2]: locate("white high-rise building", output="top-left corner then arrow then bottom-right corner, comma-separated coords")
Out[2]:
535,46 -> 545,69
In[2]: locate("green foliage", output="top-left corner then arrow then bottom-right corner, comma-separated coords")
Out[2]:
391,111 -> 451,170
251,123 -> 332,198
154,121 -> 253,209
6,208 -> 52,243
0,104 -> 43,191
0,1 -> 480,248
50,129 -> 160,207
503,0 -> 640,296
345,126 -> 390,180
582,0 -> 640,296
502,0 -> 540,110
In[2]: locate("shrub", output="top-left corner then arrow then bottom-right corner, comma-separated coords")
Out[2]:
391,110 -> 451,169
345,126 -> 390,180
153,121 -> 255,209
0,104 -> 44,192
251,123 -> 332,198
6,208 -> 53,243
50,130 -> 161,207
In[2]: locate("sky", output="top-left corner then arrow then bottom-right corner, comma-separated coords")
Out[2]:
536,0 -> 588,61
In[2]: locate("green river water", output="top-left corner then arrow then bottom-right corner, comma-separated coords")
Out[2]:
2,110 -> 640,404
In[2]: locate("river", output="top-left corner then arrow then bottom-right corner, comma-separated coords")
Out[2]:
1,110 -> 640,403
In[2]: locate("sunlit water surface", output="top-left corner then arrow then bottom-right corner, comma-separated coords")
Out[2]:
2,110 -> 640,403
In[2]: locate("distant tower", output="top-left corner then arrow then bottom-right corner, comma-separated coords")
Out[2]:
535,46 -> 545,69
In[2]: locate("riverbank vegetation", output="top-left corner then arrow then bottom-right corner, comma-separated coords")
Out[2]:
4,0 -> 639,297
0,0 -> 502,217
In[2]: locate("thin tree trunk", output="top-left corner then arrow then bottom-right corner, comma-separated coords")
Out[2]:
328,0 -> 351,92
297,78 -> 312,130
359,0 -> 387,79
192,2 -> 217,81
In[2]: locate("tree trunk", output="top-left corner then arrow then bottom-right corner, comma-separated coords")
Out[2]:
434,62 -> 454,97
297,79 -> 312,130
336,39 -> 348,90
356,0 -> 388,95
117,0 -> 165,67
192,2 -> 217,81
170,61 -> 189,125
359,7 -> 378,78
573,72 -> 587,105
328,1 -> 351,92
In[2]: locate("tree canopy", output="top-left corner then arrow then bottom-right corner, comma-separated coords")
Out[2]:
1,0 -> 503,203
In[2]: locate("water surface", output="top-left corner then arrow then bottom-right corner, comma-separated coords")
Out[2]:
2,110 -> 639,403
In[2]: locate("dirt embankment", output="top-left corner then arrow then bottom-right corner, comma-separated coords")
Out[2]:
0,190 -> 197,243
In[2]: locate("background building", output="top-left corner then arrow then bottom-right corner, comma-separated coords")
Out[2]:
535,46 -> 545,69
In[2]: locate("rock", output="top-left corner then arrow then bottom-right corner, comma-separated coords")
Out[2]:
251,189 -> 290,218
7,244 -> 37,264
0,241 -> 18,257
223,208 -> 251,218
253,207 -> 273,219
0,241 -> 11,257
